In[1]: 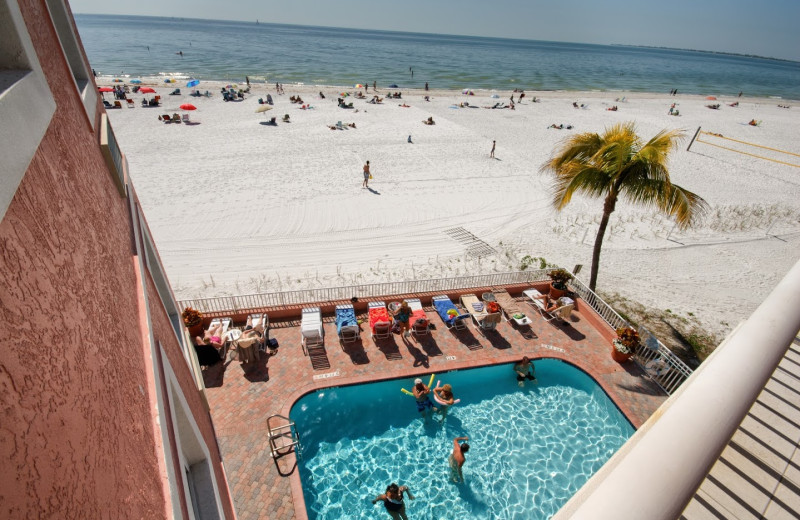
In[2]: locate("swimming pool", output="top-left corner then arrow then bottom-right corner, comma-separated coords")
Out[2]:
290,360 -> 633,519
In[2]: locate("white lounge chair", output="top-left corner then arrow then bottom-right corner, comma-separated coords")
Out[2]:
301,307 -> 324,354
461,294 -> 501,334
524,289 -> 574,323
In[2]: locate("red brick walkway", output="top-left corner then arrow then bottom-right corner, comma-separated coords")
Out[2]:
202,291 -> 666,520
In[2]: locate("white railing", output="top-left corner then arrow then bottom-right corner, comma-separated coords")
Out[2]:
177,268 -> 694,394
570,277 -> 693,395
177,270 -> 552,313
554,258 -> 800,520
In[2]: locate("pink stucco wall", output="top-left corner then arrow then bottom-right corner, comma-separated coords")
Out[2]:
0,1 -> 233,518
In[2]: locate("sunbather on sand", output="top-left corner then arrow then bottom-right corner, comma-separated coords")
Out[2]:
423,116 -> 435,125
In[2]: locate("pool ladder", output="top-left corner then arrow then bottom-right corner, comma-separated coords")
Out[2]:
267,414 -> 301,460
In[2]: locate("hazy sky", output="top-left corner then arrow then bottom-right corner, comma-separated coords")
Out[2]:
69,0 -> 800,61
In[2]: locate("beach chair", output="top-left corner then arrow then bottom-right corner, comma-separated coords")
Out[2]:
432,295 -> 469,330
126,99 -> 135,108
234,330 -> 261,364
301,307 -> 323,355
486,289 -> 531,327
460,294 -> 501,333
406,298 -> 430,337
246,313 -> 269,353
207,317 -> 233,359
523,289 -> 574,324
161,113 -> 172,123
368,301 -> 392,340
335,304 -> 360,345
336,121 -> 344,130
182,113 -> 190,123
172,114 -> 181,123
113,101 -> 122,109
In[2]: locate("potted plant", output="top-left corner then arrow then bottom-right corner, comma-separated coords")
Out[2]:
612,326 -> 640,362
548,268 -> 572,298
182,306 -> 204,337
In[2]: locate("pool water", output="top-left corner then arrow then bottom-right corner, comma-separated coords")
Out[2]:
290,360 -> 634,519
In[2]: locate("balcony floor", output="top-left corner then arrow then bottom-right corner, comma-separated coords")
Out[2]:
201,293 -> 667,520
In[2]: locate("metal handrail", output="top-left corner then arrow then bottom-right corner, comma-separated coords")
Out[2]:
569,277 -> 693,394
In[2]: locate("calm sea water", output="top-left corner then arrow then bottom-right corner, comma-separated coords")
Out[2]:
75,14 -> 800,99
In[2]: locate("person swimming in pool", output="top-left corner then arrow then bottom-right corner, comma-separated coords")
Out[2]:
433,383 -> 456,423
449,436 -> 470,483
412,378 -> 437,421
372,482 -> 414,520
514,356 -> 537,387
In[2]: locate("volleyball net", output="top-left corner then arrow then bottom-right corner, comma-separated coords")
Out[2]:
686,126 -> 800,168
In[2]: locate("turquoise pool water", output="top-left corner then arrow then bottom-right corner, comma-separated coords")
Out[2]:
290,360 -> 634,519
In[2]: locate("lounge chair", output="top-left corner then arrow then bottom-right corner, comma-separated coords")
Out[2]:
523,289 -> 574,324
301,307 -> 323,355
486,289 -> 531,326
335,304 -> 360,345
369,301 -> 392,340
172,113 -> 181,123
336,121 -> 344,130
126,99 -> 135,108
182,113 -> 190,123
406,298 -> 430,337
432,295 -> 469,330
161,113 -> 172,123
460,294 -> 501,333
234,330 -> 261,364
113,101 -> 122,109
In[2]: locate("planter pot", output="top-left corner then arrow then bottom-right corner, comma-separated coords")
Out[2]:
611,344 -> 634,363
549,283 -> 566,299
187,322 -> 204,338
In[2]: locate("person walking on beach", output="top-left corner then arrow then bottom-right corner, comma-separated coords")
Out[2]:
363,161 -> 371,188
490,140 -> 496,159
372,483 -> 414,520
449,436 -> 470,483
373,81 -> 377,91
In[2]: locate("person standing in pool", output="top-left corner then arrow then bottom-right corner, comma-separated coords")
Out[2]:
433,383 -> 456,422
514,356 -> 537,387
412,378 -> 437,421
449,436 -> 470,483
372,482 -> 414,520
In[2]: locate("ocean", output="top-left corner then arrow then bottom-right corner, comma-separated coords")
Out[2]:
75,14 -> 800,100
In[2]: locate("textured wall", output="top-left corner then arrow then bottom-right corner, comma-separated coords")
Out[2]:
0,1 -> 231,518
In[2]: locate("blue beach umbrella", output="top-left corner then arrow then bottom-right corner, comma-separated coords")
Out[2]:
130,79 -> 142,84
187,79 -> 200,87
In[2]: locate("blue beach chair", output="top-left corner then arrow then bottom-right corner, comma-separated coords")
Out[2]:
335,304 -> 360,345
432,295 -> 469,330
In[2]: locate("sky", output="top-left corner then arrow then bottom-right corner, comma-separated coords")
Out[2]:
68,0 -> 800,62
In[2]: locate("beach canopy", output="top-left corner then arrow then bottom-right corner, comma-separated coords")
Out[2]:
187,79 -> 200,87
255,105 -> 272,113
706,96 -> 717,100
462,89 -> 474,95
98,87 -> 114,92
139,87 -> 155,94
180,103 -> 197,111
130,79 -> 142,84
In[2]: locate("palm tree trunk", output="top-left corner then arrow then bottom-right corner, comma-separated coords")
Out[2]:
589,193 -> 618,290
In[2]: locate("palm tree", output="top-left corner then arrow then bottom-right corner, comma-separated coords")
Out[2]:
541,122 -> 707,291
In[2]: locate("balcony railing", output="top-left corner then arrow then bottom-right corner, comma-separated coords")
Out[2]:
177,268 -> 693,394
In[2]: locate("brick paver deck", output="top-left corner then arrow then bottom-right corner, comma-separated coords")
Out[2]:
201,290 -> 667,520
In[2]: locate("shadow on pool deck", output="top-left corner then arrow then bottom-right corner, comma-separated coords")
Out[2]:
203,294 -> 666,520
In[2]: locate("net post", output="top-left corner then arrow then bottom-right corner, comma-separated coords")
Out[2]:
686,126 -> 701,152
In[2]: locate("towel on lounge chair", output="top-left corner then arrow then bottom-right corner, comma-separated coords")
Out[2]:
335,305 -> 357,334
433,295 -> 469,328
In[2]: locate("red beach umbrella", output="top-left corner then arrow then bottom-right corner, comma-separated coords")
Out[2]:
98,87 -> 114,92
706,96 -> 717,100
139,87 -> 156,94
180,103 -> 197,111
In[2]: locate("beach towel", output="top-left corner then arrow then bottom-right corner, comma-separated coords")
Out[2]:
335,306 -> 357,334
433,296 -> 468,327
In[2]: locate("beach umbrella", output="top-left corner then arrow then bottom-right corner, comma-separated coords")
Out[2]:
388,84 -> 398,88
706,96 -> 717,100
490,94 -> 499,98
130,79 -> 142,84
139,87 -> 155,94
187,79 -> 200,87
255,105 -> 272,113
355,84 -> 364,88
180,103 -> 197,111
98,87 -> 114,92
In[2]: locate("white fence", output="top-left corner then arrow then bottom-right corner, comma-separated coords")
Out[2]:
178,269 -> 693,394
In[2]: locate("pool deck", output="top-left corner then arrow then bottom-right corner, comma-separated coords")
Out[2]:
201,289 -> 667,520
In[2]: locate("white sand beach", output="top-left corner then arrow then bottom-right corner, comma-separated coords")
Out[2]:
104,81 -> 800,339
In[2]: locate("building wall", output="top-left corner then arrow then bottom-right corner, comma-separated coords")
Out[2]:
0,1 -> 233,517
